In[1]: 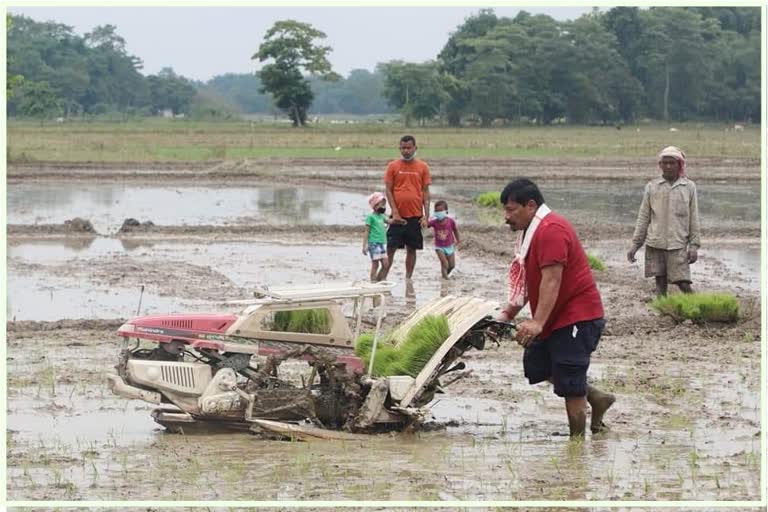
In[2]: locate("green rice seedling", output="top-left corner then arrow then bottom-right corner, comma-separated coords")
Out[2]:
650,292 -> 739,323
354,333 -> 398,376
89,461 -> 99,487
272,309 -> 331,334
354,333 -> 375,359
587,253 -> 605,271
369,344 -> 399,377
476,191 -> 502,208
354,315 -> 450,377
644,477 -> 652,496
391,315 -> 450,377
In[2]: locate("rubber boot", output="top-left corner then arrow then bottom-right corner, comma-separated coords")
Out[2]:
587,384 -> 616,434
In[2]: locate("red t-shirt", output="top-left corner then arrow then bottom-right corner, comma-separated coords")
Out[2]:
384,159 -> 432,218
525,212 -> 604,339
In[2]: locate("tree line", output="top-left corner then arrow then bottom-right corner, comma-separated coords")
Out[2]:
392,7 -> 760,126
6,7 -> 759,125
6,15 -> 201,119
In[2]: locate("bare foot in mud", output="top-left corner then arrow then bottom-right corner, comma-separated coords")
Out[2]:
588,389 -> 616,434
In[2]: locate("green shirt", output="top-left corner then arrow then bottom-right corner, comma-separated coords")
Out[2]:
365,213 -> 387,243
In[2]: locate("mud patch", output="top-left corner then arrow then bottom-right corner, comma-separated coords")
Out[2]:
117,218 -> 155,233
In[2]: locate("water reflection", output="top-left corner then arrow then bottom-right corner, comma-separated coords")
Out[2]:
7,183 -> 373,232
431,181 -> 760,228
255,187 -> 326,224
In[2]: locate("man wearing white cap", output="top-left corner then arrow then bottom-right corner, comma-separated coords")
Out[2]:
627,146 -> 701,296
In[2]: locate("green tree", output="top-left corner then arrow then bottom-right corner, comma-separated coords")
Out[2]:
16,80 -> 61,123
635,8 -> 721,121
147,67 -> 197,115
438,9 -> 500,125
6,15 -> 24,98
253,20 -> 339,126
379,60 -> 450,127
6,15 -> 148,117
561,15 -> 642,123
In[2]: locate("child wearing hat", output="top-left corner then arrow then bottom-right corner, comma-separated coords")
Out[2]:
363,192 -> 391,281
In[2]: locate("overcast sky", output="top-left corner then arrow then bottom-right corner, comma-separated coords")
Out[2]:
8,6 -> 594,82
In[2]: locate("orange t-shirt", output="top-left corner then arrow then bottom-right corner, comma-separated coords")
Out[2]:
384,159 -> 432,218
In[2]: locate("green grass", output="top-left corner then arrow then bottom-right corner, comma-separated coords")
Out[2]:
476,191 -> 502,208
650,293 -> 739,323
587,253 -> 605,271
271,309 -> 331,334
355,315 -> 450,377
6,120 -> 760,162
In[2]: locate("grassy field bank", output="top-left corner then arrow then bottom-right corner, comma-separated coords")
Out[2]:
7,119 -> 759,162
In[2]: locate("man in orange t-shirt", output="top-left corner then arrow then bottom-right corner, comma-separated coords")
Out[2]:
380,135 -> 431,280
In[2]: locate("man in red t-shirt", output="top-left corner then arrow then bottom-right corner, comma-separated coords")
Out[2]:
497,178 -> 615,438
380,135 -> 432,280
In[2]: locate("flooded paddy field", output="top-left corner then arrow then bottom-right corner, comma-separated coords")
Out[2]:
7,180 -> 759,233
5,158 -> 762,502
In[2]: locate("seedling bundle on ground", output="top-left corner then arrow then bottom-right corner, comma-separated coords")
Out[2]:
651,292 -> 739,323
476,191 -> 502,208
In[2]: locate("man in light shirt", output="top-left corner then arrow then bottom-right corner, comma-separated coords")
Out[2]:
627,146 -> 701,297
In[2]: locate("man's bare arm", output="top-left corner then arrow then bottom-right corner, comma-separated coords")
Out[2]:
385,182 -> 402,223
515,264 -> 563,346
421,185 -> 430,228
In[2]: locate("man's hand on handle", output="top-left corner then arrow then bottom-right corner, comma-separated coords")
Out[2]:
515,319 -> 543,348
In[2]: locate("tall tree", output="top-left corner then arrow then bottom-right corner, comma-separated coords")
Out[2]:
253,20 -> 339,126
6,15 -> 24,98
147,67 -> 197,115
438,9 -> 500,125
379,60 -> 450,127
15,80 -> 61,123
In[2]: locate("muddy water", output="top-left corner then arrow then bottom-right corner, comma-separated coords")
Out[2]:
5,183 -> 484,231
9,235 -> 758,321
587,240 -> 760,293
432,181 -> 759,228
7,181 -> 759,232
6,332 -> 760,501
6,183 -> 371,232
6,174 -> 761,502
7,238 -> 507,321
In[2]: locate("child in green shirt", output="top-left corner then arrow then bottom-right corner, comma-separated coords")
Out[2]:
363,192 -> 390,281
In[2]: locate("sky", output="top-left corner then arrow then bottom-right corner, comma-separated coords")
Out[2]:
8,5 -> 594,82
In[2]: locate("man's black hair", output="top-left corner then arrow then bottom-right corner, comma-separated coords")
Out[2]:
500,178 -> 544,207
400,134 -> 416,145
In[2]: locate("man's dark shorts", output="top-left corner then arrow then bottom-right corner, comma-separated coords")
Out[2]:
523,318 -> 606,398
387,216 -> 423,250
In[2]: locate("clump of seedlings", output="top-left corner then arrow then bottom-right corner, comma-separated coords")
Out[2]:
271,309 -> 331,334
476,191 -> 502,208
355,315 -> 450,377
651,292 -> 739,323
587,253 -> 605,271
